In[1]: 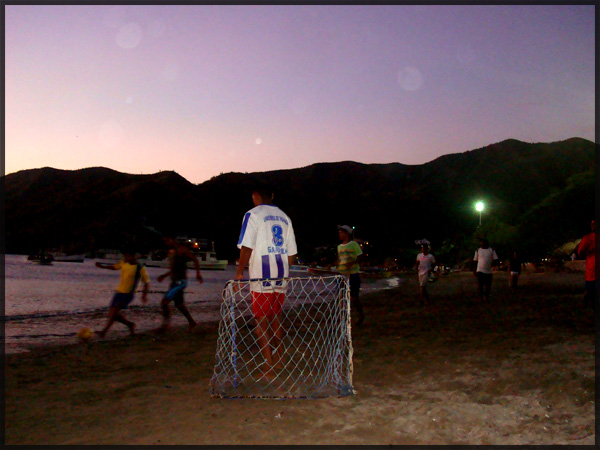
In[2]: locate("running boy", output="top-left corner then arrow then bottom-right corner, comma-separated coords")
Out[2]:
96,248 -> 149,338
157,234 -> 203,332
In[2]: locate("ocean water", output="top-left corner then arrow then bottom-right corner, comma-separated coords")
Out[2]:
3,254 -> 398,354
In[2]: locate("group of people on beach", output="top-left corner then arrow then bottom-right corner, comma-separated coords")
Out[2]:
94,182 -> 367,379
413,219 -> 596,309
94,181 -> 596,380
413,238 -> 510,305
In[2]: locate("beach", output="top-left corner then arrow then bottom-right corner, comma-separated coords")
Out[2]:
4,269 -> 596,445
3,254 -> 398,354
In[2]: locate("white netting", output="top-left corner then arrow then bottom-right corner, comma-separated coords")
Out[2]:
210,275 -> 355,399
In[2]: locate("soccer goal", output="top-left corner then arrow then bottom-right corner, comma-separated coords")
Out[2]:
210,275 -> 355,399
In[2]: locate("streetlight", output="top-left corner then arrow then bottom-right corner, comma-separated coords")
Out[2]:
475,201 -> 484,226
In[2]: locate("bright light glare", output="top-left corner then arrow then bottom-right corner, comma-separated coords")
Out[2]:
475,201 -> 484,212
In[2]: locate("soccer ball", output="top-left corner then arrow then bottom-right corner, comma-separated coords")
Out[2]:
77,327 -> 94,342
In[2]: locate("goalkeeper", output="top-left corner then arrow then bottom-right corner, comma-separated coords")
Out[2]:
235,182 -> 297,380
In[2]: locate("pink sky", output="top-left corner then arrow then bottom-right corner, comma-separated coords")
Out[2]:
5,4 -> 595,183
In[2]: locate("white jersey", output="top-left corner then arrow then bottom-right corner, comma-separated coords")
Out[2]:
237,204 -> 297,291
474,247 -> 498,274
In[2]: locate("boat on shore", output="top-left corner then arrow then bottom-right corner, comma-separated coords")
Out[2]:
307,267 -> 338,276
95,239 -> 228,271
27,253 -> 54,265
139,251 -> 228,270
142,238 -> 228,270
50,253 -> 85,263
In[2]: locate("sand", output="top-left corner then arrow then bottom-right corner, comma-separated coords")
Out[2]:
4,270 -> 596,445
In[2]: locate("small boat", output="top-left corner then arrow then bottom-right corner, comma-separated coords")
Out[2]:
38,255 -> 54,265
94,249 -> 123,264
308,267 -> 339,276
50,253 -> 85,263
189,238 -> 228,270
194,250 -> 229,270
28,253 -> 54,265
140,238 -> 228,271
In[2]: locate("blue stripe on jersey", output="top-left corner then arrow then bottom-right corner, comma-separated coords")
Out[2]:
261,255 -> 271,278
237,212 -> 251,246
262,255 -> 271,287
275,254 -> 284,286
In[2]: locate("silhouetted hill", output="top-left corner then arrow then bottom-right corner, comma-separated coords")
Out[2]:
4,138 -> 596,264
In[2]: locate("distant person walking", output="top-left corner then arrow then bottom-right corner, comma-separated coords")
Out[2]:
414,243 -> 436,305
96,248 -> 149,338
336,225 -> 365,325
577,219 -> 596,310
508,249 -> 522,291
157,234 -> 203,332
473,238 -> 499,302
236,182 -> 297,379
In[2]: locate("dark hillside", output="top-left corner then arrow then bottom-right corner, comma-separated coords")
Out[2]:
4,138 -> 595,263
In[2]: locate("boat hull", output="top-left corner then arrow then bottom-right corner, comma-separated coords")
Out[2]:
52,254 -> 85,263
139,258 -> 228,271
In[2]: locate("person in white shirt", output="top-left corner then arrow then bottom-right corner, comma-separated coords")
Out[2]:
414,244 -> 436,305
473,238 -> 499,302
236,182 -> 297,379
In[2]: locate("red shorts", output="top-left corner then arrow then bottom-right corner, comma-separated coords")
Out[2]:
251,291 -> 285,318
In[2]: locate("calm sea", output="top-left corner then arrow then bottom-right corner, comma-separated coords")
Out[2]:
3,254 -> 399,354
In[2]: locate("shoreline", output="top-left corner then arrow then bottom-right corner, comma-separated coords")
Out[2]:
6,270 -> 595,445
4,261 -> 401,355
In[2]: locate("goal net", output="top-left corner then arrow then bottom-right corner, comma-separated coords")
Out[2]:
210,275 -> 355,399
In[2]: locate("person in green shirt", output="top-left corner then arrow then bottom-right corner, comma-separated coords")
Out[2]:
336,225 -> 365,326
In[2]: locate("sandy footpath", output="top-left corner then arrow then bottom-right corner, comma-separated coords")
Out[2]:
4,271 -> 596,445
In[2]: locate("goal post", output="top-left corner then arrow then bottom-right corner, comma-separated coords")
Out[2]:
210,275 -> 355,399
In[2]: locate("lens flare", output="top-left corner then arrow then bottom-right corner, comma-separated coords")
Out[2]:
116,23 -> 142,49
397,66 -> 423,92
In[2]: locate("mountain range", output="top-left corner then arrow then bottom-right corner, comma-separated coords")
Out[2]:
3,137 -> 596,266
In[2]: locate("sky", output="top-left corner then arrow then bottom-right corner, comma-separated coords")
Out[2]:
5,4 -> 596,184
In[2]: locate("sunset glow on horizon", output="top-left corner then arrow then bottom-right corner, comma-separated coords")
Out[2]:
5,5 -> 595,184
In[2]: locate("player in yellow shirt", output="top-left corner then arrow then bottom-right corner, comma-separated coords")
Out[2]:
96,248 -> 150,337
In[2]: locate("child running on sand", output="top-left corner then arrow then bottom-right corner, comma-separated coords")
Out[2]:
96,248 -> 149,337
157,234 -> 203,332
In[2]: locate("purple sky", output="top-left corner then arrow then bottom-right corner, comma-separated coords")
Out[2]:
5,5 -> 595,184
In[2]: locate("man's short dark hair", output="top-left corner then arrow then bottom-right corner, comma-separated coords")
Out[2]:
252,181 -> 274,200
